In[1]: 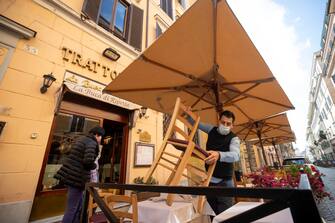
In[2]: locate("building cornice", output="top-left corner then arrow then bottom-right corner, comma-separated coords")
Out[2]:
0,15 -> 36,39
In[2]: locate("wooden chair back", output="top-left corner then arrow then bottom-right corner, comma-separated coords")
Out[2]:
105,194 -> 138,223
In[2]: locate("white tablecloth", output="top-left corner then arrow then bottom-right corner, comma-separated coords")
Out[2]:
212,202 -> 294,223
133,200 -> 195,223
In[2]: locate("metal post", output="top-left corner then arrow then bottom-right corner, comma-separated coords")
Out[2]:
272,140 -> 282,167
255,122 -> 268,166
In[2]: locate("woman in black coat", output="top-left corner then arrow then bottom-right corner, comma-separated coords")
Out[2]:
55,126 -> 105,223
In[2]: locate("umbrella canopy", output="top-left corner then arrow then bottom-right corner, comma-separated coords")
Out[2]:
235,113 -> 294,165
104,0 -> 294,126
248,132 -> 295,167
250,134 -> 296,147
234,113 -> 294,141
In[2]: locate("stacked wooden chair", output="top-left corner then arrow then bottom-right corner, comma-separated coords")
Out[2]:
143,97 -> 216,213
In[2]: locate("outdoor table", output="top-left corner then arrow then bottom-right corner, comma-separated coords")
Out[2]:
212,201 -> 294,223
132,200 -> 195,223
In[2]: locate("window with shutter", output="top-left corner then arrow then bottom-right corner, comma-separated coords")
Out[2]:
178,0 -> 187,9
128,4 -> 143,51
82,0 -> 138,44
156,22 -> 162,38
82,0 -> 101,22
160,0 -> 173,19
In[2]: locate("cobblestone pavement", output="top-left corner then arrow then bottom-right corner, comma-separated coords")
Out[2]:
317,166 -> 335,222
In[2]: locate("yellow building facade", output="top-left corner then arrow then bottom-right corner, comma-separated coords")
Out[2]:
0,0 -> 195,222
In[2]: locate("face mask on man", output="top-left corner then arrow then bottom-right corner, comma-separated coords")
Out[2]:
218,124 -> 230,135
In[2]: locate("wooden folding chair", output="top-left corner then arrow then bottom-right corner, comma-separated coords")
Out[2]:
88,192 -> 138,223
104,193 -> 138,223
143,97 -> 216,213
88,189 -> 117,221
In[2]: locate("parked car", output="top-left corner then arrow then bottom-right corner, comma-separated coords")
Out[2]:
283,157 -> 319,172
283,157 -> 307,166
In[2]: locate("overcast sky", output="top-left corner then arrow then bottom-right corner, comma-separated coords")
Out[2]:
227,0 -> 327,154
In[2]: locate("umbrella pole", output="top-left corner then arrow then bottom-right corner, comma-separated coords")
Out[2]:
256,130 -> 268,166
272,140 -> 282,167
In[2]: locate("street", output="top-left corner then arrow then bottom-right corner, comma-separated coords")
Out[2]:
317,167 -> 335,223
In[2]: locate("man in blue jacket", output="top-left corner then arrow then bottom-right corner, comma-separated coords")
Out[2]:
188,110 -> 240,215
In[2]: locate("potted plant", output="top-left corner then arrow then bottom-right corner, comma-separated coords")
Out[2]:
245,165 -> 332,203
133,176 -> 160,201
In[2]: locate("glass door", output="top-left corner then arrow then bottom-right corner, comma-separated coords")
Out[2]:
42,112 -> 100,191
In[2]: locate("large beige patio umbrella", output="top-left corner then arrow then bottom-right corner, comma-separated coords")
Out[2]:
104,0 -> 294,126
235,113 -> 295,165
249,133 -> 296,167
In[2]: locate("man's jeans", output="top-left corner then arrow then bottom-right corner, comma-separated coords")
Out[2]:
62,186 -> 83,223
206,178 -> 234,215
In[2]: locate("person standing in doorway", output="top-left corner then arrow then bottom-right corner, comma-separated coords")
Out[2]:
187,110 -> 240,215
55,126 -> 105,223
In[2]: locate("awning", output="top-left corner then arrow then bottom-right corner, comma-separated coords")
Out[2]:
55,72 -> 140,114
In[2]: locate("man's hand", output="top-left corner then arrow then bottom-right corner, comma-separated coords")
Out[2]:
204,151 -> 220,165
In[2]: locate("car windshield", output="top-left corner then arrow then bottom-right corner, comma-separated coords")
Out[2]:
283,159 -> 305,165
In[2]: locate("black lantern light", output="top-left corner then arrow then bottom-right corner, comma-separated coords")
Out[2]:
0,121 -> 6,136
40,73 -> 56,94
103,48 -> 121,61
139,107 -> 148,119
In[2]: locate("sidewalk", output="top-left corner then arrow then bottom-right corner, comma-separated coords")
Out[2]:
317,167 -> 335,223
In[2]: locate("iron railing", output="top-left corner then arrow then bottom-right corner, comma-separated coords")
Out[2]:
81,181 -> 321,223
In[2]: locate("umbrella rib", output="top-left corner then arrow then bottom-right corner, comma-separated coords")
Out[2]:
192,106 -> 215,113
251,113 -> 286,123
105,85 -> 200,93
224,96 -> 248,107
141,55 -> 210,86
221,86 -> 294,109
234,123 -> 251,135
191,89 -> 211,108
261,126 -> 275,134
263,125 -> 292,134
213,0 -> 218,68
266,122 -> 290,127
105,86 -> 178,93
223,83 -> 260,105
183,88 -> 215,106
262,123 -> 291,133
232,103 -> 253,121
221,91 -> 253,121
220,77 -> 275,86
243,125 -> 254,141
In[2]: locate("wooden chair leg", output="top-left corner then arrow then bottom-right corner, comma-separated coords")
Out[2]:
88,195 -> 94,220
197,196 -> 205,214
195,164 -> 215,214
144,141 -> 168,183
166,142 -> 195,206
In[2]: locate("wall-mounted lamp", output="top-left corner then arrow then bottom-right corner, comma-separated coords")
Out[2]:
40,73 -> 56,94
139,107 -> 148,119
0,121 -> 6,136
103,48 -> 120,61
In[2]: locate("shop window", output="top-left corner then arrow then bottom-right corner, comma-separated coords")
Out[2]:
42,112 -> 100,191
160,0 -> 173,19
82,0 -> 143,51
